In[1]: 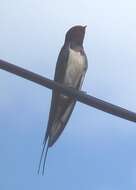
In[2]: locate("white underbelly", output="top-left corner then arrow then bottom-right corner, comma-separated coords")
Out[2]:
64,48 -> 85,87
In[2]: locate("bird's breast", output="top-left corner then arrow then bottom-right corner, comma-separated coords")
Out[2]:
64,48 -> 86,87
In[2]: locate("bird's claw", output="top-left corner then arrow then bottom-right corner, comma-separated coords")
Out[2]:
79,90 -> 87,95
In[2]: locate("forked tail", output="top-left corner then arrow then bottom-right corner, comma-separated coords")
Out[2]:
38,138 -> 49,175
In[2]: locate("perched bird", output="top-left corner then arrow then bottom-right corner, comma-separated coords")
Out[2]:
38,25 -> 88,174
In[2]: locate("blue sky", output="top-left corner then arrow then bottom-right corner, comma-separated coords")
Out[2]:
0,0 -> 136,189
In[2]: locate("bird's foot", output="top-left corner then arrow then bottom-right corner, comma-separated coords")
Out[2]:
79,90 -> 87,95
67,86 -> 87,94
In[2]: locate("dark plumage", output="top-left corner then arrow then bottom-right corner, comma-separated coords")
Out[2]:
38,25 -> 88,174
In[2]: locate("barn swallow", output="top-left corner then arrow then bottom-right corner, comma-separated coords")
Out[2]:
38,25 -> 88,174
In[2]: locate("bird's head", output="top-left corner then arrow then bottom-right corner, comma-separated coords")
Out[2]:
64,25 -> 87,46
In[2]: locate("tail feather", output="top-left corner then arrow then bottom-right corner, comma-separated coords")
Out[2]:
42,143 -> 49,175
38,137 -> 50,175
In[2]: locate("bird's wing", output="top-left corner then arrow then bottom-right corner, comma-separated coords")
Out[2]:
44,45 -> 70,144
48,51 -> 88,146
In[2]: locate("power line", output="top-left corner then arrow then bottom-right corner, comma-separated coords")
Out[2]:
0,59 -> 136,123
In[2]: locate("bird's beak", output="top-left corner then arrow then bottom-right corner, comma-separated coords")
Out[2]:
84,25 -> 87,29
